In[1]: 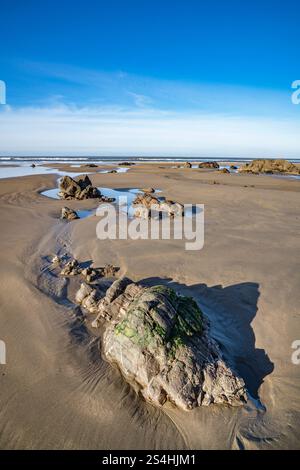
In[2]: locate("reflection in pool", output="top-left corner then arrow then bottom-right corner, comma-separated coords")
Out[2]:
0,163 -> 129,180
42,186 -> 199,219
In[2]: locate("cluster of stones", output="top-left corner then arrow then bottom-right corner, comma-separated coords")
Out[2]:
132,192 -> 184,218
51,255 -> 118,283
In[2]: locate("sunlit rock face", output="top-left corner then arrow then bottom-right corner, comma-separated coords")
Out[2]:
84,278 -> 247,411
239,159 -> 300,175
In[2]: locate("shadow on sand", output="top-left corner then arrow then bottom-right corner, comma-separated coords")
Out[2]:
139,277 -> 274,400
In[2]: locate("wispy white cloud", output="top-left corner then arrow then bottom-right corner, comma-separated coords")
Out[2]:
1,60 -> 299,156
0,103 -> 299,157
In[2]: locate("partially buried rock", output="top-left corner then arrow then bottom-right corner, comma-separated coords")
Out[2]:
141,187 -> 155,193
198,161 -> 219,169
184,161 -> 192,168
230,165 -> 238,170
81,267 -> 100,283
60,259 -> 82,276
85,279 -> 247,410
81,264 -> 119,283
60,206 -> 79,220
58,175 -> 116,201
75,283 -> 102,314
219,168 -> 230,174
58,175 -> 100,200
132,193 -> 184,218
239,159 -> 300,175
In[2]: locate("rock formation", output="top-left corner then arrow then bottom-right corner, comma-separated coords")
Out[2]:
198,162 -> 219,169
58,175 -> 115,201
141,187 -> 155,193
132,193 -> 184,218
58,257 -> 119,281
60,206 -> 79,220
60,259 -> 82,276
119,161 -> 135,166
219,168 -> 230,174
239,159 -> 300,175
184,161 -> 192,168
81,264 -> 119,283
78,278 -> 247,410
230,165 -> 238,170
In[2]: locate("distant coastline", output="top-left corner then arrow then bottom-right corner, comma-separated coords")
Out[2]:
1,156 -> 300,164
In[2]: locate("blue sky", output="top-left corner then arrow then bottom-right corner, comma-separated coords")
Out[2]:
0,0 -> 299,157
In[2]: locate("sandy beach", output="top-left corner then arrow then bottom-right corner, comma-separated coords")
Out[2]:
0,162 -> 299,449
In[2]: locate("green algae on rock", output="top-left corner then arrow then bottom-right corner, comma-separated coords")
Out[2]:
76,278 -> 247,410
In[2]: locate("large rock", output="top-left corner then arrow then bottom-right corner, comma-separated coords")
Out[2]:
58,175 -> 116,201
132,193 -> 184,218
85,279 -> 247,410
58,175 -> 101,200
239,159 -> 300,175
198,161 -> 220,169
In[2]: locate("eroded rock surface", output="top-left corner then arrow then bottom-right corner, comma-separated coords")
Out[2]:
58,175 -> 115,201
58,257 -> 118,281
81,278 -> 247,410
61,206 -> 79,220
132,193 -> 184,218
239,159 -> 300,175
198,161 -> 220,169
60,259 -> 82,276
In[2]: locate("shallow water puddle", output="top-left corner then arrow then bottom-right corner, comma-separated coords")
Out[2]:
0,163 -> 129,180
0,164 -> 91,180
41,186 -> 200,219
70,165 -> 129,173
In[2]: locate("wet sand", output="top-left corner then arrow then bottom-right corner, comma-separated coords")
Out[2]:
0,163 -> 299,449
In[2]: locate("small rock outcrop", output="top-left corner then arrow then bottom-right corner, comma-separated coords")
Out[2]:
81,264 -> 119,283
75,283 -> 102,314
198,161 -> 219,169
132,193 -> 184,218
119,161 -> 135,166
60,259 -> 82,276
141,187 -> 155,193
58,257 -> 119,282
239,159 -> 300,175
58,175 -> 115,201
219,168 -> 230,174
230,165 -> 238,170
82,279 -> 247,410
184,161 -> 192,168
60,206 -> 79,220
